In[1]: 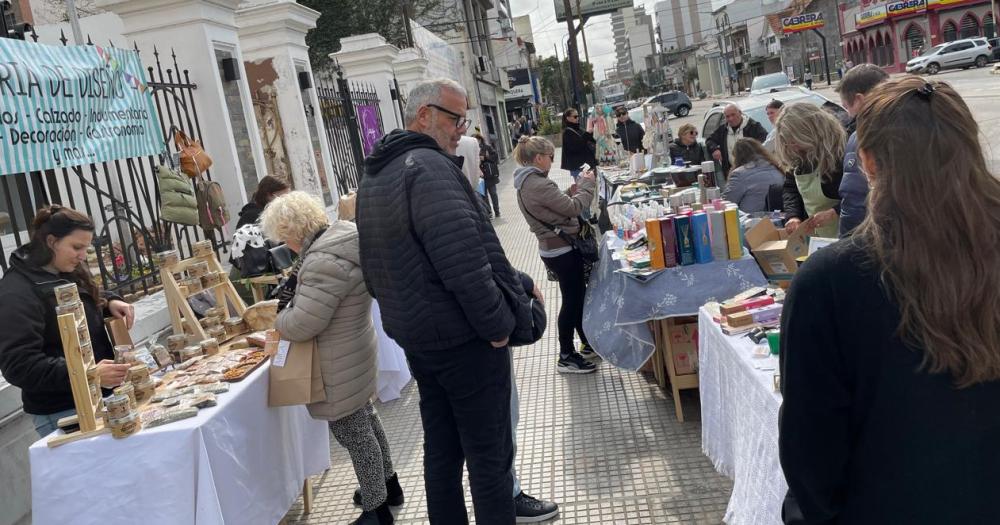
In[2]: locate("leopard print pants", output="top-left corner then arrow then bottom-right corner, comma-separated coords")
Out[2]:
328,402 -> 396,511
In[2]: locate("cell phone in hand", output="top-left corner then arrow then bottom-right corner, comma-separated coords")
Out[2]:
579,163 -> 591,173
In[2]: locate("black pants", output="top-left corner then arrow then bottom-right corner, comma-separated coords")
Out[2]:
484,180 -> 500,217
405,340 -> 515,524
542,250 -> 590,356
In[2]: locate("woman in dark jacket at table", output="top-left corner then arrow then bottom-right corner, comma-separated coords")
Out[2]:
264,191 -> 401,525
668,124 -> 707,165
0,206 -> 134,437
560,108 -> 597,181
779,76 -> 1000,525
773,103 -> 844,238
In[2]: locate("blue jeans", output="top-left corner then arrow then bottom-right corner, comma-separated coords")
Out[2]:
32,408 -> 76,438
510,350 -> 521,498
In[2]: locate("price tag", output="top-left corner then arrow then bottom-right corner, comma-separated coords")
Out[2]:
272,340 -> 291,368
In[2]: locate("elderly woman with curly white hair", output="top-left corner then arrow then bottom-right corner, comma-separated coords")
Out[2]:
261,191 -> 401,525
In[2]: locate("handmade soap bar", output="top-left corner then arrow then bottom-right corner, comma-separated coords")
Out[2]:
719,296 -> 775,316
726,311 -> 755,327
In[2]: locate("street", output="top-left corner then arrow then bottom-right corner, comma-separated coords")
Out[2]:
668,67 -> 1000,171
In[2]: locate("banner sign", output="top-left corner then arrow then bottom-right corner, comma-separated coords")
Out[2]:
782,12 -> 825,34
887,0 -> 926,17
855,4 -> 887,28
927,0 -> 977,9
357,105 -> 382,156
554,0 -> 632,22
0,39 -> 163,176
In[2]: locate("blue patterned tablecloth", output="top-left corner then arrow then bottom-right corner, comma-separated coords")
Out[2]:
583,233 -> 768,370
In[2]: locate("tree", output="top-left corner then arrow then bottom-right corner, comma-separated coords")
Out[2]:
300,0 -> 453,68
627,76 -> 651,100
536,55 -> 596,110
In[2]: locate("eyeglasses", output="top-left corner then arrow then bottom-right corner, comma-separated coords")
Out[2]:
547,154 -> 555,160
427,104 -> 471,130
688,131 -> 698,136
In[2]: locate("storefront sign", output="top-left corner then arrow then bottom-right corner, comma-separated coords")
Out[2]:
855,4 -> 888,28
0,39 -> 163,177
781,12 -> 825,34
887,0 -> 926,17
554,0 -> 632,23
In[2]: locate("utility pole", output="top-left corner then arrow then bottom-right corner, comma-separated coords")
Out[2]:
64,0 -> 84,45
812,28 -> 832,87
561,0 -> 584,115
575,0 -> 591,71
554,43 -> 569,109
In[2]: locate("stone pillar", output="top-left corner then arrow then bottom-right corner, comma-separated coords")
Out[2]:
332,34 -> 400,134
392,47 -> 430,121
237,0 -> 337,205
99,0 -> 268,231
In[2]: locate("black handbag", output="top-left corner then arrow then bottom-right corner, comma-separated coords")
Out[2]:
517,191 -> 600,263
495,272 -> 546,346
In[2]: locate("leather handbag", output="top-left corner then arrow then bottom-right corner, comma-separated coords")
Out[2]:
517,191 -> 600,263
173,129 -> 213,178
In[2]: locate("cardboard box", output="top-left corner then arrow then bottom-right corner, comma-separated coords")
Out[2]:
724,207 -> 742,259
745,219 -> 809,281
720,296 -> 775,316
659,216 -> 678,268
668,321 -> 699,375
674,215 -> 695,266
646,218 -> 666,269
726,311 -> 755,327
691,212 -> 713,264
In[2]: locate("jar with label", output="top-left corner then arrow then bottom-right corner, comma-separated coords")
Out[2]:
105,394 -> 132,419
151,344 -> 173,368
200,338 -> 220,356
224,317 -> 247,338
201,272 -> 224,288
86,364 -> 99,386
205,307 -> 227,319
127,364 -> 150,384
180,277 -> 203,295
187,260 -> 210,278
192,240 -> 214,258
55,301 -> 85,322
88,382 -> 100,405
133,379 -> 156,404
113,383 -> 136,409
109,411 -> 142,439
113,345 -> 135,364
76,321 -> 90,345
207,326 -> 227,344
53,283 -> 80,305
180,345 -> 203,362
80,341 -> 95,365
200,316 -> 222,329
153,250 -> 180,269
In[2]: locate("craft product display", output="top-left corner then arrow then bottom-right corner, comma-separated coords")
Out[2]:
179,277 -> 203,294
205,306 -> 227,319
186,260 -> 210,278
179,345 -> 203,362
200,338 -> 220,356
76,321 -> 90,345
192,240 -> 214,258
152,250 -> 180,269
223,317 -> 248,338
127,365 -> 150,384
208,326 -> 227,344
151,343 -> 173,368
133,379 -> 157,404
53,283 -> 80,305
200,271 -> 225,288
108,411 -> 142,439
200,316 -> 222,329
55,301 -> 84,322
79,342 -> 94,365
104,393 -> 132,420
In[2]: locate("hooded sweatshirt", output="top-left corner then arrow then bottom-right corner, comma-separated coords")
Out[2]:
0,246 -> 118,415
357,129 -> 521,351
514,165 -> 596,256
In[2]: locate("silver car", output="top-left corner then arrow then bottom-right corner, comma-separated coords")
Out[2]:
906,38 -> 993,74
700,88 -> 848,139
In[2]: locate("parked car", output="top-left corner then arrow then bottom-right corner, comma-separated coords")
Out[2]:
990,37 -> 1000,62
700,89 -> 848,140
749,72 -> 792,95
643,90 -> 693,117
905,37 -> 993,74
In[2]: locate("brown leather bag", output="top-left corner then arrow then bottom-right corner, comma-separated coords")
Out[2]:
173,129 -> 213,178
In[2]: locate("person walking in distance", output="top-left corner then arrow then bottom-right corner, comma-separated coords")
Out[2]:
614,107 -> 645,154
803,69 -> 813,90
357,78 -> 533,524
835,64 -> 890,238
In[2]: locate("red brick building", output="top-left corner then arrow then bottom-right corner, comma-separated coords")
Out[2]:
840,0 -> 997,73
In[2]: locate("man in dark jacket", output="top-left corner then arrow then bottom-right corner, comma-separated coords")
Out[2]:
614,108 -> 645,153
836,64 -> 889,238
357,78 -> 533,524
706,104 -> 769,177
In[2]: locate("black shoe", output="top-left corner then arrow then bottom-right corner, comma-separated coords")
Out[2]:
353,474 -> 405,507
514,492 -> 559,523
579,344 -> 600,361
349,501 -> 394,525
557,352 -> 597,374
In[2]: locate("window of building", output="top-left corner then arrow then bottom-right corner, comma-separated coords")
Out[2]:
960,13 -> 980,39
942,20 -> 958,42
985,13 -> 996,38
885,32 -> 895,65
905,24 -> 926,59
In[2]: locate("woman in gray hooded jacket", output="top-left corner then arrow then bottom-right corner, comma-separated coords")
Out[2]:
262,191 -> 401,525
513,136 -> 598,374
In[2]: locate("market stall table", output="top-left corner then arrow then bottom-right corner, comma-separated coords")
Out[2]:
583,233 -> 768,420
698,307 -> 785,525
29,361 -> 331,525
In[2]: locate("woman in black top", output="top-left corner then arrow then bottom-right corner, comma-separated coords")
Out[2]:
560,108 -> 596,181
668,123 -> 707,165
779,76 -> 1000,524
0,206 -> 135,437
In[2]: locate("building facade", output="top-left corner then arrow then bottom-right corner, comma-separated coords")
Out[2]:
841,0 -> 997,73
612,6 -> 656,78
655,0 -> 715,52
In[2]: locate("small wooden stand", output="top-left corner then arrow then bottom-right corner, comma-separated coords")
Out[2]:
162,251 -> 248,341
652,317 -> 700,422
48,313 -> 110,447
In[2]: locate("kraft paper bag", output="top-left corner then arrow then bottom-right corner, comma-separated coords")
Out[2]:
267,338 -> 326,407
338,192 -> 357,221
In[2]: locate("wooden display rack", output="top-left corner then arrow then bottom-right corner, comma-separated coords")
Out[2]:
161,249 -> 248,341
651,317 -> 700,423
49,313 -> 111,447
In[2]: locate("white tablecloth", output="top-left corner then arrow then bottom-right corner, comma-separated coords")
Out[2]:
29,363 -> 331,525
372,300 -> 412,402
698,308 -> 785,525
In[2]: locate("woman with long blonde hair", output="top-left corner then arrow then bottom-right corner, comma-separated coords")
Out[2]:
779,76 -> 1000,523
773,103 -> 845,237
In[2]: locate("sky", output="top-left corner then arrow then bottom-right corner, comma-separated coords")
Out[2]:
509,0 -> 728,83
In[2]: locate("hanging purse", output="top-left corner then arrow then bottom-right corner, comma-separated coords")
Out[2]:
173,128 -> 213,178
516,190 -> 600,263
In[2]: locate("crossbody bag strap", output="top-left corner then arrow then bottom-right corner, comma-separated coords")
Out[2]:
516,183 -> 579,244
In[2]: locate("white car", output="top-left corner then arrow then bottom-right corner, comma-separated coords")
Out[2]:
906,38 -> 993,74
700,90 -> 848,139
749,72 -> 792,95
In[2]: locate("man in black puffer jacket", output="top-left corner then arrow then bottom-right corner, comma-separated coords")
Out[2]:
358,78 -> 523,524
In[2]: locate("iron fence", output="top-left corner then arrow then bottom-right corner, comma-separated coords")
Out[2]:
314,68 -> 385,195
0,29 -> 220,299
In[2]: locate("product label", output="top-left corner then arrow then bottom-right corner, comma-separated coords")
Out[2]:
272,340 -> 291,368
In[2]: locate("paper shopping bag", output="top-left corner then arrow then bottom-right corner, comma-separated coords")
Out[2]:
267,338 -> 326,407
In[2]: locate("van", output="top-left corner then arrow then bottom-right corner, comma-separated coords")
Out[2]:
905,38 -> 993,74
